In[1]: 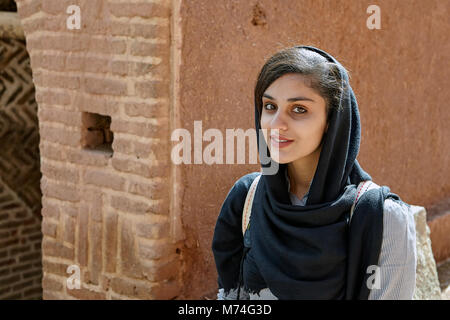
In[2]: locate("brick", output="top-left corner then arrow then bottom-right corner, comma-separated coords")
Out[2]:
109,277 -> 142,298
27,35 -> 90,52
110,277 -> 177,300
110,22 -> 169,39
42,274 -> 64,292
120,218 -> 142,278
80,190 -> 103,222
24,286 -> 43,297
41,0 -> 70,16
100,274 -> 111,291
130,41 -> 170,57
42,219 -> 58,238
41,201 -> 60,220
66,148 -> 110,167
42,259 -> 71,278
128,179 -> 168,200
67,287 -> 106,300
2,293 -> 22,299
38,106 -> 81,127
77,209 -> 88,267
135,80 -> 170,99
124,101 -> 169,118
66,56 -> 109,73
74,94 -> 120,116
40,143 -> 66,161
19,251 -> 41,263
23,269 -> 42,279
104,211 -> 118,273
13,280 -> 33,291
0,266 -> 10,277
31,53 -> 66,71
139,239 -> 176,260
108,2 -> 170,18
112,196 -> 156,215
149,279 -> 180,300
0,274 -> 21,287
33,72 -> 80,90
11,263 -> 33,273
39,125 -> 81,147
63,215 -> 75,244
110,118 -> 169,138
60,203 -> 79,218
88,222 -> 102,285
9,244 -> 31,256
89,38 -> 127,54
0,258 -> 15,268
110,60 -> 169,77
17,0 -> 42,19
112,138 -> 157,159
40,162 -> 80,183
83,77 -> 127,96
110,60 -> 128,76
41,178 -> 80,202
141,255 -> 180,282
83,169 -> 125,191
35,89 -> 71,105
42,238 -> 74,260
0,286 -> 11,296
21,16 -> 63,35
28,233 -> 42,242
0,220 -> 23,230
112,158 -> 150,177
21,225 -> 41,235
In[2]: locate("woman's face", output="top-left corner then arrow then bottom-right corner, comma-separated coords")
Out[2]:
260,73 -> 328,164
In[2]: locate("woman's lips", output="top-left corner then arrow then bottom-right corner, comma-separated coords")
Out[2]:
270,137 -> 294,148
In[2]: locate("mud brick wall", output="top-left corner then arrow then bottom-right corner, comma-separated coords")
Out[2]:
15,0 -> 184,299
0,12 -> 43,299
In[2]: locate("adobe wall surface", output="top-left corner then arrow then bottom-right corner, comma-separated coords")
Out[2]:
10,0 -> 448,300
178,0 -> 449,298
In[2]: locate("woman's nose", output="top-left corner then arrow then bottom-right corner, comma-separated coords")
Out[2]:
270,111 -> 288,131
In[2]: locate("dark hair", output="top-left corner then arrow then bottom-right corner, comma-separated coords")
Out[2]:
254,46 -> 347,123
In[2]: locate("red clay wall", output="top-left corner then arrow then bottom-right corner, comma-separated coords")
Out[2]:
11,0 -> 449,300
178,0 -> 449,298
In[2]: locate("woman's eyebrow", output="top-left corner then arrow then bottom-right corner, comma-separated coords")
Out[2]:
262,93 -> 315,102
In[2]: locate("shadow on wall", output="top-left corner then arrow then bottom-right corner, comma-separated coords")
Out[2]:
0,3 -> 43,300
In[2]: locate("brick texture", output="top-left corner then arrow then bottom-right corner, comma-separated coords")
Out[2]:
0,34 -> 42,299
13,0 -> 182,300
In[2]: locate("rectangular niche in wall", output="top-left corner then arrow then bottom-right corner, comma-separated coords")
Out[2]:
81,112 -> 114,155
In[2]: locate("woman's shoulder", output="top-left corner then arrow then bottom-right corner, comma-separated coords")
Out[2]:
232,171 -> 262,191
366,181 -> 414,222
382,197 -> 416,234
221,171 -> 261,207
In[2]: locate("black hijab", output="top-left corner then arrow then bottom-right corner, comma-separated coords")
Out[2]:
212,46 -> 401,299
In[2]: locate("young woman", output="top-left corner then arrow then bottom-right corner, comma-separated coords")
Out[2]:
211,46 -> 417,300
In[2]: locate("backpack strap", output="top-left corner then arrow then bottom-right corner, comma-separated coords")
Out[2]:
350,180 -> 380,223
242,174 -> 262,235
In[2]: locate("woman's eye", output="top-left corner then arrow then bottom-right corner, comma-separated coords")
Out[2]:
293,106 -> 306,114
263,103 -> 306,114
263,103 -> 275,111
